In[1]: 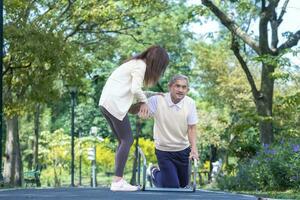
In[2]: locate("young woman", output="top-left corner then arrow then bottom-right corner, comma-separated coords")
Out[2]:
99,45 -> 169,191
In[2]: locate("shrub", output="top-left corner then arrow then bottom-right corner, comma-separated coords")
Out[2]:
124,138 -> 156,173
217,139 -> 300,191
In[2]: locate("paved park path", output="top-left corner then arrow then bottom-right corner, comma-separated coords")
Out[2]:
0,187 -> 258,200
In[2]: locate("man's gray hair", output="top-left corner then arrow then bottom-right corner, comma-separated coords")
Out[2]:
168,74 -> 189,87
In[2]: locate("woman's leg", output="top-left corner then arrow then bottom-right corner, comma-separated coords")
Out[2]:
100,107 -> 134,177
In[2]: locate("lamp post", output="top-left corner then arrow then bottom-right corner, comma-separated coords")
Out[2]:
69,87 -> 77,187
78,130 -> 82,186
89,126 -> 97,188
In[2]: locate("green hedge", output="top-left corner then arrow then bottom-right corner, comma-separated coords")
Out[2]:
217,139 -> 300,191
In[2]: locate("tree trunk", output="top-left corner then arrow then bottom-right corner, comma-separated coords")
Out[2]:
3,115 -> 23,186
209,145 -> 217,181
256,63 -> 275,145
201,0 -> 300,146
33,104 -> 41,168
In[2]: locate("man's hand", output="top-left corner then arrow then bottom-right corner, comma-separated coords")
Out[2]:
189,148 -> 199,160
138,103 -> 150,119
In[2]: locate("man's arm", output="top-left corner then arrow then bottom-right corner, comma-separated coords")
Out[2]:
188,124 -> 198,160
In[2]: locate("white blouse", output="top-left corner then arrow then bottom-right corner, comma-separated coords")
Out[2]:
99,59 -> 148,120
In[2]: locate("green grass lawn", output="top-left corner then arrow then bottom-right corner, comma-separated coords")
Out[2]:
243,190 -> 300,200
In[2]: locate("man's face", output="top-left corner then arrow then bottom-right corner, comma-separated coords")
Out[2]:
169,79 -> 189,103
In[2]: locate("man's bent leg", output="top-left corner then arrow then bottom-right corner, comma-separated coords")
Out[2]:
175,147 -> 190,187
153,149 -> 180,188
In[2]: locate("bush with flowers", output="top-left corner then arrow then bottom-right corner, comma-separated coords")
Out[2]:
217,139 -> 300,191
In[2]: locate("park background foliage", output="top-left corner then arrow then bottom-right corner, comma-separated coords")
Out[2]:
2,0 -> 300,197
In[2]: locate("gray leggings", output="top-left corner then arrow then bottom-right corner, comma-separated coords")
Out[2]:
100,106 -> 134,177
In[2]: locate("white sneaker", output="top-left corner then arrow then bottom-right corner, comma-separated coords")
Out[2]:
110,179 -> 139,191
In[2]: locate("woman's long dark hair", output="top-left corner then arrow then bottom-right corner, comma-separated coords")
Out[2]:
130,45 -> 169,87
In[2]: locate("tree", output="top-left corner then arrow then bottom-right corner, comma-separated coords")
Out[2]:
3,0 -> 188,186
3,0 -> 77,185
190,41 -> 260,172
201,0 -> 300,144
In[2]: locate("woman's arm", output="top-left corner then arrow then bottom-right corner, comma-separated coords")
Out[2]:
131,60 -> 148,103
128,102 -> 143,114
128,95 -> 158,116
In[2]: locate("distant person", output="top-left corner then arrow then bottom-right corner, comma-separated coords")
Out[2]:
99,45 -> 169,191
